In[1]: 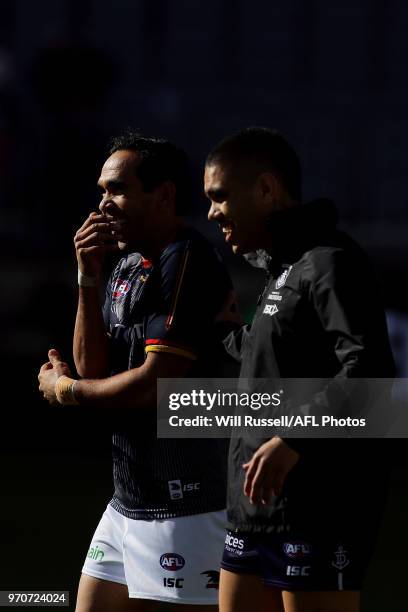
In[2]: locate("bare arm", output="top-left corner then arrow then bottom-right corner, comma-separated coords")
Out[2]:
73,285 -> 109,378
73,351 -> 191,408
72,212 -> 120,378
39,350 -> 192,409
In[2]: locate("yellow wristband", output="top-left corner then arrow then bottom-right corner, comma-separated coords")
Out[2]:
55,375 -> 79,405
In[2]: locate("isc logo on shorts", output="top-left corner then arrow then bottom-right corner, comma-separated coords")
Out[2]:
160,553 -> 185,571
286,565 -> 311,576
163,577 -> 184,588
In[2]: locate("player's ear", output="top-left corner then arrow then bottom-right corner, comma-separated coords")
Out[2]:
257,172 -> 279,204
156,181 -> 176,214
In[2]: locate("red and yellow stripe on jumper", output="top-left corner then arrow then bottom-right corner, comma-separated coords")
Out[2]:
165,243 -> 191,330
145,338 -> 196,361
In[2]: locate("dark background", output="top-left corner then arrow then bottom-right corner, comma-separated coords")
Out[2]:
0,0 -> 407,610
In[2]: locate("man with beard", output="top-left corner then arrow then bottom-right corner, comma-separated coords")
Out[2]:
204,127 -> 395,612
38,132 -> 233,611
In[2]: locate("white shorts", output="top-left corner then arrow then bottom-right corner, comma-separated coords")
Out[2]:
82,504 -> 226,604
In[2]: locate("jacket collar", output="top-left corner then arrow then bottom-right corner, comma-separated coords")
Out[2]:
244,199 -> 338,272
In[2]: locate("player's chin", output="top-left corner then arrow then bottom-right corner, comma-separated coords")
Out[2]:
117,240 -> 128,251
232,235 -> 260,255
231,241 -> 248,255
228,233 -> 251,255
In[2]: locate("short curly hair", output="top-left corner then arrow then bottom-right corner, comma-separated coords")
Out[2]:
109,130 -> 191,215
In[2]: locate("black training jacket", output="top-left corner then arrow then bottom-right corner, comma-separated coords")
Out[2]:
225,199 -> 395,533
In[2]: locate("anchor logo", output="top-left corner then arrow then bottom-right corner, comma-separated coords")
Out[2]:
331,545 -> 350,571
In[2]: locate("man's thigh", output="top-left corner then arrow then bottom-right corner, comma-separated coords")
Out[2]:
282,590 -> 360,612
219,568 -> 284,612
162,606 -> 217,612
75,574 -> 157,612
76,575 -> 218,612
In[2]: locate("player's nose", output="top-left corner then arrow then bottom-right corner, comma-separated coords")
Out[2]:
99,198 -> 115,215
208,202 -> 220,222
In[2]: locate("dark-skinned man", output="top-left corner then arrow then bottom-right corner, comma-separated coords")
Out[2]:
204,127 -> 395,612
39,132 -> 233,612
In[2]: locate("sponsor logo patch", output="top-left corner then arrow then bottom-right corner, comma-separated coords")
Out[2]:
87,544 -> 104,562
225,533 -> 245,550
160,553 -> 185,571
168,479 -> 183,500
268,293 -> 283,301
225,532 -> 245,555
283,542 -> 312,558
168,480 -> 201,500
263,303 -> 279,316
112,279 -> 131,299
275,266 -> 293,289
201,570 -> 220,589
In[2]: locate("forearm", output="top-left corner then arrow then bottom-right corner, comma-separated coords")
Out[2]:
70,351 -> 192,409
73,286 -> 109,378
73,361 -> 155,409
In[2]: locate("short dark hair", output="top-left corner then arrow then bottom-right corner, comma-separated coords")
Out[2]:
206,127 -> 302,202
109,130 -> 191,214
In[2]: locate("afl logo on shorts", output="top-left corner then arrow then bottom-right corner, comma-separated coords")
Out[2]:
112,279 -> 131,299
160,553 -> 185,571
283,542 -> 312,558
